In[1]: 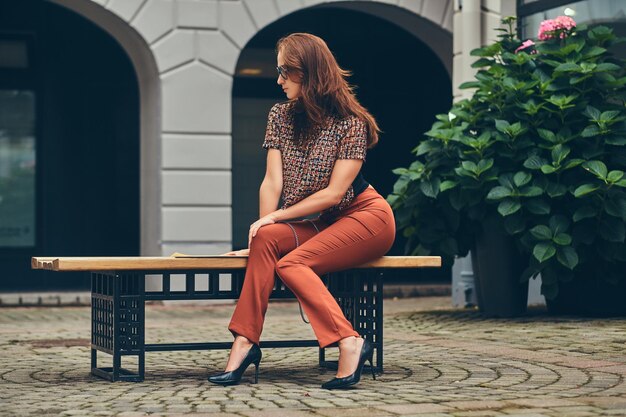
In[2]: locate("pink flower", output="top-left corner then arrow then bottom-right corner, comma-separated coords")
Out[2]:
555,15 -> 576,30
538,16 -> 576,40
515,39 -> 536,53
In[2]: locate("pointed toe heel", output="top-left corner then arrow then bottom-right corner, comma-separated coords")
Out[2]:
321,339 -> 376,390
208,344 -> 262,386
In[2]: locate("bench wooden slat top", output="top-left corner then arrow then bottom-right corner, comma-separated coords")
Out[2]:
31,255 -> 441,272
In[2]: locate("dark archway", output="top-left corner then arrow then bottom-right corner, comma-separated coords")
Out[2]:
232,5 -> 452,259
0,0 -> 139,290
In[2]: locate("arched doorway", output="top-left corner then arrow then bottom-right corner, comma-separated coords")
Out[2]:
0,0 -> 140,290
232,4 -> 452,260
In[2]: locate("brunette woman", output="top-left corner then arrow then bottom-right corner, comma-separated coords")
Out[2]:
208,33 -> 395,390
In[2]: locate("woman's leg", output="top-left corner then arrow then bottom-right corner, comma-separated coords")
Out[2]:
223,219 -> 327,370
275,197 -> 395,376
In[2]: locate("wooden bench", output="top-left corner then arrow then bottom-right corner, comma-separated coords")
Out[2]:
31,255 -> 441,382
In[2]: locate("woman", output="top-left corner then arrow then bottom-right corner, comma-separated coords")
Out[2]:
209,33 -> 395,390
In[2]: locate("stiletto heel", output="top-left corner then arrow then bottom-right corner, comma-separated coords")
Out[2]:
254,360 -> 260,384
368,357 -> 376,380
208,344 -> 262,386
321,339 -> 376,390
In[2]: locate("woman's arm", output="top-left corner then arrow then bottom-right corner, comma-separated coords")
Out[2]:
259,149 -> 283,217
224,149 -> 282,255
247,159 -> 363,245
272,159 -> 362,221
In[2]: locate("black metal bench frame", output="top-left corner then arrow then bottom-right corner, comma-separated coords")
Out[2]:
90,268 -> 384,382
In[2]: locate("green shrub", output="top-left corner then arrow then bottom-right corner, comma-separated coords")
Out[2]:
388,16 -> 626,299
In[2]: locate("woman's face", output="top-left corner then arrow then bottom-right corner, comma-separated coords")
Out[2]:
277,51 -> 302,100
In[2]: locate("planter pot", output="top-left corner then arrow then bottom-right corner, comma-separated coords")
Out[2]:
547,266 -> 626,316
471,215 -> 529,317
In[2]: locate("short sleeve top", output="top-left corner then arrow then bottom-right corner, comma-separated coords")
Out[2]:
262,101 -> 368,216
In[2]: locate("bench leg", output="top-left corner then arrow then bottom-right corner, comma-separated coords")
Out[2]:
325,270 -> 383,374
91,272 -> 145,382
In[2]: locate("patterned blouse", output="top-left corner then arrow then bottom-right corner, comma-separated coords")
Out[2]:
262,101 -> 368,218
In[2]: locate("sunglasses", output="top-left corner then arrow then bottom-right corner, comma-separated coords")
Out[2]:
276,65 -> 288,80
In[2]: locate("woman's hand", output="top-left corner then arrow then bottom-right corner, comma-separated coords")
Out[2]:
222,248 -> 250,256
248,211 -> 281,246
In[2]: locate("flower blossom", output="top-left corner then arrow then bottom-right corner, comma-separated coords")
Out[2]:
538,16 -> 576,40
515,39 -> 536,54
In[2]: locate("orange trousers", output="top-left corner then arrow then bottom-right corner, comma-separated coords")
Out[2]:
228,186 -> 396,348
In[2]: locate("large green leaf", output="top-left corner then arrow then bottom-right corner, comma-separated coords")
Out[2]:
607,170 -> 624,183
549,215 -> 570,235
533,242 -> 556,262
606,136 -> 626,146
584,105 -> 601,120
541,165 -> 558,174
524,155 -> 548,170
574,184 -> 600,197
486,186 -> 512,200
546,182 -> 568,197
513,172 -> 532,187
526,199 -> 550,215
498,199 -> 521,216
601,110 -> 621,121
393,176 -> 410,194
476,158 -> 494,174
551,144 -> 570,164
439,180 -> 458,192
498,174 -> 516,189
596,62 -> 621,72
461,161 -> 478,172
553,233 -> 572,246
520,186 -> 543,197
415,141 -> 439,156
459,81 -> 480,90
495,119 -> 511,133
530,225 -> 552,240
420,178 -> 441,198
583,46 -> 607,59
555,62 -> 580,73
471,58 -> 493,68
581,125 -> 600,137
563,159 -> 585,170
573,205 -> 599,222
605,196 -> 626,219
537,128 -> 557,143
583,160 -> 608,179
557,246 -> 579,269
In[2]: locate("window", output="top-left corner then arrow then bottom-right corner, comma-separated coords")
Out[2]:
519,0 -> 626,39
0,90 -> 36,247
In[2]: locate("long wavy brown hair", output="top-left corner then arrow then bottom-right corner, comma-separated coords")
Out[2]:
276,33 -> 380,148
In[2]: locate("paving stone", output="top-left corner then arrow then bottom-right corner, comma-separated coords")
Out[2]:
376,403 -> 453,414
315,407 -> 395,417
509,399 -> 586,408
455,411 -> 502,417
503,414 -> 550,417
442,400 -> 511,410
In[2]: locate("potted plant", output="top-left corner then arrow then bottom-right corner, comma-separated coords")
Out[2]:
388,16 -> 626,316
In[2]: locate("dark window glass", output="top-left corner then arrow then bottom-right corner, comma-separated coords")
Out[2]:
0,89 -> 36,247
0,40 -> 29,68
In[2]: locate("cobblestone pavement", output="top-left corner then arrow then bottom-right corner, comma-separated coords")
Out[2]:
1,297 -> 626,417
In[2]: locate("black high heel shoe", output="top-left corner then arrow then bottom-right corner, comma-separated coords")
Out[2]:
321,338 -> 376,390
208,343 -> 262,386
